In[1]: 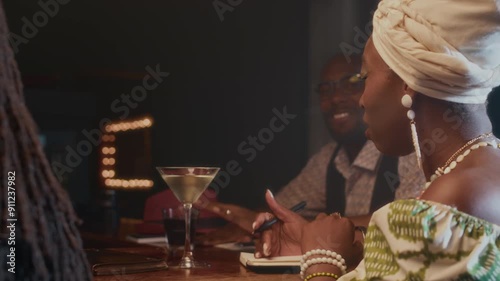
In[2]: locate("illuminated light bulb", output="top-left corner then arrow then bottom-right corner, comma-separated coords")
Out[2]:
109,158 -> 115,165
102,147 -> 109,154
109,147 -> 116,154
104,178 -> 155,189
102,159 -> 108,165
105,125 -> 112,132
109,135 -> 115,142
143,118 -> 152,127
102,170 -> 109,177
109,170 -> 115,177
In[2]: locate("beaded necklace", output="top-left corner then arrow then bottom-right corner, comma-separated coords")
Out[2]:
423,133 -> 500,192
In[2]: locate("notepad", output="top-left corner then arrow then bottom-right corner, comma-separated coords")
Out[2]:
239,252 -> 301,272
126,234 -> 166,244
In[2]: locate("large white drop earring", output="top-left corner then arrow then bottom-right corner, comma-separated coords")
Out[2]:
401,94 -> 422,168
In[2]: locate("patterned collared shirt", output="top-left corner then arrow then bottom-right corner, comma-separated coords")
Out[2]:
275,141 -> 425,219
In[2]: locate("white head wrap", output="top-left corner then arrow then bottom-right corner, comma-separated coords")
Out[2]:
372,0 -> 500,104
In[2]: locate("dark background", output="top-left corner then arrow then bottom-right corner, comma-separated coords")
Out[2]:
4,0 -> 499,224
4,0 -> 311,221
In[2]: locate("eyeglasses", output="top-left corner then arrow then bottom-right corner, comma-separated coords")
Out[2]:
315,73 -> 366,98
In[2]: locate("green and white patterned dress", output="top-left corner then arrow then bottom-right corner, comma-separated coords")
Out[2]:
341,199 -> 500,281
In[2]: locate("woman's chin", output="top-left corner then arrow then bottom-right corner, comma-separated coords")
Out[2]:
381,144 -> 414,157
369,132 -> 412,156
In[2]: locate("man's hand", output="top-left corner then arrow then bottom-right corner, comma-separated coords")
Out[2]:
197,223 -> 252,246
194,201 -> 257,233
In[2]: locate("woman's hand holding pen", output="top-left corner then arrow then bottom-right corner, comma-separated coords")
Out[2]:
301,213 -> 364,272
252,189 -> 307,258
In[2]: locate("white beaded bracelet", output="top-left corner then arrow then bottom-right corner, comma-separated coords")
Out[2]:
300,249 -> 347,278
301,249 -> 346,266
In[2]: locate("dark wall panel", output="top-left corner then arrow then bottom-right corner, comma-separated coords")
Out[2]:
6,0 -> 309,214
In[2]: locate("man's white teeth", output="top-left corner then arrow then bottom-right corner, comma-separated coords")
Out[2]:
334,112 -> 349,119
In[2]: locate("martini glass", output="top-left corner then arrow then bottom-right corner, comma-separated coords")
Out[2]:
156,167 -> 219,268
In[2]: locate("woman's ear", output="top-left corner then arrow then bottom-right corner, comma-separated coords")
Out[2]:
403,83 -> 417,99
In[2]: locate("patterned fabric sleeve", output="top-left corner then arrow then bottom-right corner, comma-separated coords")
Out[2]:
340,199 -> 500,281
275,143 -> 336,220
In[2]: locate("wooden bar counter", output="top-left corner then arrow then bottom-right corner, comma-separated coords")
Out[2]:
82,221 -> 300,281
84,234 -> 298,281
93,247 -> 298,281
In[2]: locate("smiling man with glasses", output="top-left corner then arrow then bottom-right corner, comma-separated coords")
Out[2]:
197,54 -> 425,245
274,54 -> 425,227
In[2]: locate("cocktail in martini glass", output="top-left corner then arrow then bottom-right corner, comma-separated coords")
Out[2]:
156,167 -> 219,269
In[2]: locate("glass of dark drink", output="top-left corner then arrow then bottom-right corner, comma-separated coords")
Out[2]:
162,207 -> 197,259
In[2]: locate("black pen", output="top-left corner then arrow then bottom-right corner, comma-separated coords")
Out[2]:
253,201 -> 307,233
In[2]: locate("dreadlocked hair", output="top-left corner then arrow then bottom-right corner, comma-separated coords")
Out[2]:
0,2 -> 92,280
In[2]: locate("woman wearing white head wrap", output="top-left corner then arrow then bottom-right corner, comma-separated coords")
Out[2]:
253,0 -> 500,280
372,0 -> 500,104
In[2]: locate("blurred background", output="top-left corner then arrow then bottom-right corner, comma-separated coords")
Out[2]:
4,0 -> 499,231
